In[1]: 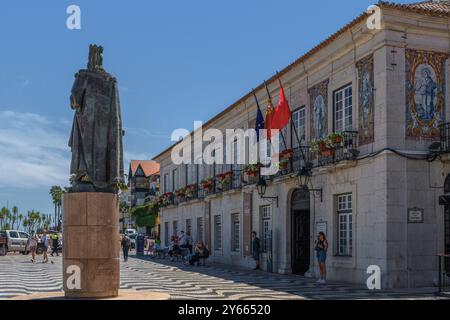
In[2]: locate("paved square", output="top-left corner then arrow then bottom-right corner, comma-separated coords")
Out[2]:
0,254 -> 443,300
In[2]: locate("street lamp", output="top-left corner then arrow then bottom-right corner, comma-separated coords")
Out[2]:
257,177 -> 278,207
297,166 -> 323,202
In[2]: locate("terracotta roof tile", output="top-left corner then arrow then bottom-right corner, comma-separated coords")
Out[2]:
130,160 -> 160,177
380,1 -> 450,15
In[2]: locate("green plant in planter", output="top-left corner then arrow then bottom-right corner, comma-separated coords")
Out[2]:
244,163 -> 262,176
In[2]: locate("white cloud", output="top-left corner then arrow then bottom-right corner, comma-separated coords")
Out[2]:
0,110 -> 71,189
124,127 -> 170,139
123,151 -> 150,169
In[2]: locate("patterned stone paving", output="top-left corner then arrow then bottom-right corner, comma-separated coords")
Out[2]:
0,253 -> 444,300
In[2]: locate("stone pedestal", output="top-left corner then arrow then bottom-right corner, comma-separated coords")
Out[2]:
63,192 -> 120,298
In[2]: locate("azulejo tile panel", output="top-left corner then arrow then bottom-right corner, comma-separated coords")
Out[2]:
405,49 -> 448,140
309,79 -> 329,140
356,54 -> 375,145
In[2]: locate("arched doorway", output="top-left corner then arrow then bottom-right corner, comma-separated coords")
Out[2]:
291,189 -> 311,275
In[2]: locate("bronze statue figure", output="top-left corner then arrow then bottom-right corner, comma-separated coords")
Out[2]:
69,45 -> 124,193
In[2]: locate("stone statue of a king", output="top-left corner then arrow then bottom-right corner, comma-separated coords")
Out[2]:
68,44 -> 124,193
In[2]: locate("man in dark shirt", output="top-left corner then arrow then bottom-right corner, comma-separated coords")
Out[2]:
252,231 -> 261,270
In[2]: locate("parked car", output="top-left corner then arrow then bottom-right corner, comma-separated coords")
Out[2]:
129,233 -> 137,249
3,230 -> 30,255
0,231 -> 7,256
125,229 -> 137,236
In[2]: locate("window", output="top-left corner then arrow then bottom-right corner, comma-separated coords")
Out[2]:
164,173 -> 169,193
214,215 -> 222,250
261,206 -> 272,253
19,232 -> 29,239
164,222 -> 169,246
197,217 -> 204,242
173,220 -> 178,237
334,85 -> 353,132
232,139 -> 238,171
172,169 -> 178,192
231,214 -> 240,252
337,194 -> 353,256
9,231 -> 19,238
186,219 -> 192,236
292,107 -> 306,147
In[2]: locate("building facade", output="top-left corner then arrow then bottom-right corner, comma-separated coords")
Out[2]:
153,1 -> 450,288
128,160 -> 160,207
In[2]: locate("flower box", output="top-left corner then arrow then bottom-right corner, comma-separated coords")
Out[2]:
280,149 -> 294,159
244,163 -> 262,176
278,160 -> 289,170
185,184 -> 197,199
201,179 -> 214,192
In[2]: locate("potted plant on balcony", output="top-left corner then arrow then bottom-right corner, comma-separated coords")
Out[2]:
216,172 -> 232,190
185,184 -> 197,199
328,132 -> 345,148
162,192 -> 174,207
244,163 -> 262,177
280,148 -> 295,159
201,178 -> 214,193
278,158 -> 290,171
175,187 -> 186,200
310,138 -> 334,157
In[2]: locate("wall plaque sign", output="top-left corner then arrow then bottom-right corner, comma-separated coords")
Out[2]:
408,207 -> 424,224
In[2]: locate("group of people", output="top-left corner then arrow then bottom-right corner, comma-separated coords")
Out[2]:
120,229 -> 329,284
168,230 -> 193,259
26,231 -> 60,264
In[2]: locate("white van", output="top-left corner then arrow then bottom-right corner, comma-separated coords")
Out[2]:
125,229 -> 137,236
4,230 -> 30,254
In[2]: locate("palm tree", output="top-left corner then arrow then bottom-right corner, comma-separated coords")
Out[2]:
50,186 -> 64,231
18,214 -> 23,230
0,207 -> 7,230
11,206 -> 18,229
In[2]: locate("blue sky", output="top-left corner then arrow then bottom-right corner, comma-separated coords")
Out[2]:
0,0 -> 412,215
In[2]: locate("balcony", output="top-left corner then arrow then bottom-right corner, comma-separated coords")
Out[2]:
270,131 -> 359,179
316,131 -> 359,166
214,170 -> 242,194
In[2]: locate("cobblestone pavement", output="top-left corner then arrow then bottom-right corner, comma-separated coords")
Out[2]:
0,253 -> 443,300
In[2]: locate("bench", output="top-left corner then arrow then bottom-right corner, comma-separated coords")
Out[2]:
173,247 -> 190,262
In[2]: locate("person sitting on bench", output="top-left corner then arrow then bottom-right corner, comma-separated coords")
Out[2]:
187,240 -> 208,265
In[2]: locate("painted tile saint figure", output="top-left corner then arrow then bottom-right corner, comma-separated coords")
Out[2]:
361,71 -> 371,126
309,79 -> 329,140
313,95 -> 325,138
356,54 -> 375,145
414,66 -> 437,120
68,45 -> 124,193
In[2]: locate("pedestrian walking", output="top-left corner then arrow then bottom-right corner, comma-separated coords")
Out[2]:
121,234 -> 131,262
314,232 -> 328,284
41,232 -> 49,263
50,233 -> 59,257
27,232 -> 38,263
252,231 -> 261,270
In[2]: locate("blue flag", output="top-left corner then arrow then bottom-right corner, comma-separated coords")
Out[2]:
253,92 -> 265,142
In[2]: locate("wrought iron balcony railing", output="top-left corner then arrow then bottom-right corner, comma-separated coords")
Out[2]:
317,131 -> 359,166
